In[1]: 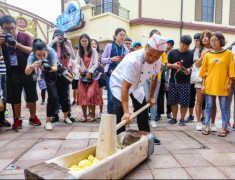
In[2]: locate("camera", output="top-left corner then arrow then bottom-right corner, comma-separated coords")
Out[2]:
1,33 -> 16,46
41,59 -> 51,72
59,37 -> 67,42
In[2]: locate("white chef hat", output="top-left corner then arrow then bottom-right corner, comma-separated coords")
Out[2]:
148,34 -> 167,51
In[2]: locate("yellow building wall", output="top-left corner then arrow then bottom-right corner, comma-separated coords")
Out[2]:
37,21 -> 48,42
142,0 -> 181,21
119,0 -> 138,20
8,9 -> 19,17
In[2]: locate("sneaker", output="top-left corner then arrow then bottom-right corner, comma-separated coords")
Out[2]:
232,124 -> 235,131
154,138 -> 161,145
185,115 -> 194,123
87,111 -> 91,117
68,113 -> 75,122
210,123 -> 217,132
12,118 -> 22,128
51,115 -> 59,123
44,122 -> 53,131
41,99 -> 45,105
29,116 -> 41,126
64,117 -> 73,124
167,113 -> 172,119
71,101 -> 76,106
201,117 -> 205,125
97,113 -> 102,119
156,114 -> 161,121
196,122 -> 203,131
167,118 -> 177,124
0,119 -> 11,127
179,119 -> 186,126
151,121 -> 157,128
4,110 -> 9,117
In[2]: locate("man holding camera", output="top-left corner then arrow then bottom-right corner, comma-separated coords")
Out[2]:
0,15 -> 41,128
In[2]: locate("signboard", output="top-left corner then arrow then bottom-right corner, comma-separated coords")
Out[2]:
15,16 -> 29,31
0,8 -> 6,17
57,1 -> 82,32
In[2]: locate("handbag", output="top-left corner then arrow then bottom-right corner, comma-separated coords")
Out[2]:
81,74 -> 93,84
190,63 -> 202,84
106,66 -> 116,76
58,65 -> 76,85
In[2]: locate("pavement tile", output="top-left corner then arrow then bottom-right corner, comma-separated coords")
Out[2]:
0,169 -> 24,175
61,139 -> 89,149
42,132 -> 69,139
147,155 -> 181,169
165,126 -> 188,131
70,126 -> 92,132
0,140 -> 36,152
0,159 -> 14,172
152,168 -> 192,179
15,159 -> 44,169
186,143 -> 203,149
173,153 -> 212,168
185,167 -> 229,179
217,166 -> 235,179
196,151 -> 235,167
0,174 -> 25,179
164,144 -> 196,154
66,132 -> 90,139
135,161 -> 149,170
123,169 -> 153,179
88,139 -> 97,147
0,133 -> 23,140
203,143 -> 235,153
89,132 -> 99,139
27,126 -> 46,133
54,148 -> 81,158
16,132 -> 46,140
153,144 -> 170,155
49,125 -> 73,132
91,126 -> 100,132
0,140 -> 11,148
0,149 -> 27,159
32,139 -> 63,149
150,126 -> 168,131
152,131 -> 176,138
227,153 -> 235,160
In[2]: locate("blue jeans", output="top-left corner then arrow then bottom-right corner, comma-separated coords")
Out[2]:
228,84 -> 235,120
106,76 -> 114,114
0,74 -> 7,99
143,78 -> 161,121
205,95 -> 228,128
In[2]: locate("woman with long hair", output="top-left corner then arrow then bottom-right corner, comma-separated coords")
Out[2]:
194,30 -> 217,131
200,32 -> 235,136
48,29 -> 76,123
77,34 -> 103,121
101,28 -> 129,114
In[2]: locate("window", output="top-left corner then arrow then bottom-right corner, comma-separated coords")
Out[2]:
202,0 -> 214,22
230,0 -> 235,25
103,0 -> 113,13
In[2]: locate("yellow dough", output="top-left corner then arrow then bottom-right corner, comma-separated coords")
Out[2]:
92,158 -> 100,164
78,160 -> 91,168
88,155 -> 94,163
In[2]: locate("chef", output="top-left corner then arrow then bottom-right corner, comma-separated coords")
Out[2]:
110,34 -> 166,145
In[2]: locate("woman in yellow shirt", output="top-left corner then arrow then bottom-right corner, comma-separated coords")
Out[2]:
199,32 -> 235,137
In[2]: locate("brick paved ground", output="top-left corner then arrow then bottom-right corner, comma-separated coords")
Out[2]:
0,86 -> 234,179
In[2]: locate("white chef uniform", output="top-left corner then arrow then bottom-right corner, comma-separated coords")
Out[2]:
110,48 -> 162,104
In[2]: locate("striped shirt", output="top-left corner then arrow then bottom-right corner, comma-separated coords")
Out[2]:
0,58 -> 6,75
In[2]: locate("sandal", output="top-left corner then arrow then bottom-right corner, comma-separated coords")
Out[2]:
79,116 -> 87,122
202,130 -> 210,135
87,117 -> 96,122
218,131 -> 227,137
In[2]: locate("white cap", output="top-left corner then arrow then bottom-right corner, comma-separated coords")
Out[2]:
148,34 -> 167,51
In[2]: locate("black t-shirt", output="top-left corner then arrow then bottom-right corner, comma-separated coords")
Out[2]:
168,49 -> 194,83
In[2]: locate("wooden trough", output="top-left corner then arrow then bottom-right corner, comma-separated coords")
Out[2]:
24,129 -> 154,179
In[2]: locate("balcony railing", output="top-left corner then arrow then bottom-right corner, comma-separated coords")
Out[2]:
92,2 -> 129,20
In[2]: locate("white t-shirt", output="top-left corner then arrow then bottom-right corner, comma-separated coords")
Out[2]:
110,49 -> 161,103
69,59 -> 80,80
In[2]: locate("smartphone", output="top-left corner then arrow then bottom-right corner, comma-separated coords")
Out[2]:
118,56 -> 125,60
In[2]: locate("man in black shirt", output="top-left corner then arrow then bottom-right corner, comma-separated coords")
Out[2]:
167,35 -> 194,126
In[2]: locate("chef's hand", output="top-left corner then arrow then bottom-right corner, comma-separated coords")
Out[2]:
173,62 -> 180,70
111,56 -> 122,62
201,86 -> 206,94
164,83 -> 168,90
121,112 -> 131,125
86,72 -> 91,79
184,68 -> 191,75
147,98 -> 155,107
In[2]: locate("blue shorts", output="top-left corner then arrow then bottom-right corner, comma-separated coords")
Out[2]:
168,83 -> 191,107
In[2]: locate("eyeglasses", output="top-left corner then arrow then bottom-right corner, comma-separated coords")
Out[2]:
3,27 -> 17,33
210,40 -> 219,43
81,40 -> 88,43
125,43 -> 131,45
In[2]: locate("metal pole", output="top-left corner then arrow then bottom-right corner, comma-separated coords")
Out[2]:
180,0 -> 183,38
